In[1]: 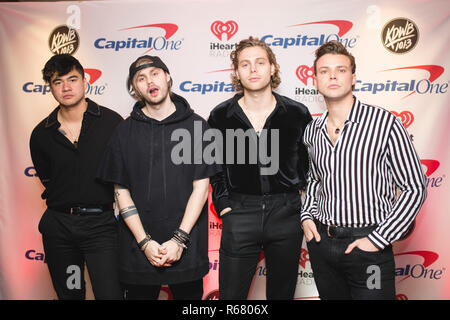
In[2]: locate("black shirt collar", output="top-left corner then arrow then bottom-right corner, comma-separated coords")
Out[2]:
225,91 -> 288,118
45,98 -> 101,128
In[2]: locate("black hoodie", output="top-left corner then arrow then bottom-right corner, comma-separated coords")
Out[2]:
98,93 -> 220,285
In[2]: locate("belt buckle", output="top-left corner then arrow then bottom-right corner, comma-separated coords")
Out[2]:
70,207 -> 81,215
327,225 -> 336,238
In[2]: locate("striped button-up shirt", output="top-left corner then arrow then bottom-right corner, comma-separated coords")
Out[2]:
301,97 -> 426,250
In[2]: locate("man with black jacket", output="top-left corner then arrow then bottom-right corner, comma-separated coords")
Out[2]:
208,37 -> 312,300
30,54 -> 122,299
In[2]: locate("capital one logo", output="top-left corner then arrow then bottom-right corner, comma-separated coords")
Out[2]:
290,20 -> 353,37
421,159 -> 439,177
390,111 -> 414,128
84,68 -> 107,95
354,65 -> 448,99
180,67 -> 235,95
84,69 -> 101,84
262,20 -> 358,49
296,65 -> 315,86
211,20 -> 238,41
22,68 -> 106,96
394,250 -> 445,282
420,159 -> 444,189
94,23 -> 182,53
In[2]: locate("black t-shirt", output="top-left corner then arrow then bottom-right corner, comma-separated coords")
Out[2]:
97,93 -> 220,285
29,98 -> 123,208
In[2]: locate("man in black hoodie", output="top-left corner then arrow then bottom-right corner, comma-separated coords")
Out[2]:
97,56 -> 219,299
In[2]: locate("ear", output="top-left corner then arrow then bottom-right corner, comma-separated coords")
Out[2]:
270,63 -> 275,76
232,69 -> 239,81
83,77 -> 88,91
351,73 -> 356,87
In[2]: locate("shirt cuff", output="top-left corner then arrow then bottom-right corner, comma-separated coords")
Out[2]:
212,197 -> 232,217
367,230 -> 390,250
301,212 -> 314,223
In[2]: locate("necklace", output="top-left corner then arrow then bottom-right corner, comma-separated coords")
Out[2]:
59,119 -> 80,148
328,119 -> 345,136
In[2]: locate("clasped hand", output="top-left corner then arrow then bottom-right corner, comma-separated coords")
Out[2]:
143,239 -> 183,267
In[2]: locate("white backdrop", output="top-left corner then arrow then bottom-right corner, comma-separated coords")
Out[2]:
0,0 -> 449,300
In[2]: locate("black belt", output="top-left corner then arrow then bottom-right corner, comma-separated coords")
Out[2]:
314,219 -> 377,239
51,204 -> 113,216
229,192 -> 298,202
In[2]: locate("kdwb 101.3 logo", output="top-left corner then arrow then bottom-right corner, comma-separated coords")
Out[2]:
49,25 -> 80,55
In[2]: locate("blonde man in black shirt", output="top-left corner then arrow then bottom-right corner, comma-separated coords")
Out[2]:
208,37 -> 312,300
30,54 -> 122,299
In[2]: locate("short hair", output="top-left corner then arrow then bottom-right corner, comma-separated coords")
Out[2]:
128,56 -> 173,101
313,40 -> 356,75
230,36 -> 281,92
42,54 -> 84,83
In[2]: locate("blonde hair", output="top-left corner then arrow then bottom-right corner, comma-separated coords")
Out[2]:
230,36 -> 281,92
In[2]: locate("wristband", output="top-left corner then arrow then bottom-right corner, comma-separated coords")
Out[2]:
137,233 -> 151,251
172,228 -> 191,248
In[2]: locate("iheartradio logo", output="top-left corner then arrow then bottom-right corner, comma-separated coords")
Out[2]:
390,110 -> 414,128
211,20 -> 238,41
299,248 -> 310,268
296,65 -> 315,86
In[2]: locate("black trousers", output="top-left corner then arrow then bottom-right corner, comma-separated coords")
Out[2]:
122,279 -> 204,300
39,208 -> 121,300
306,220 -> 396,300
219,192 -> 303,300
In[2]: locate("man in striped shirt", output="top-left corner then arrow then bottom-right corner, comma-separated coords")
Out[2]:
301,41 -> 426,299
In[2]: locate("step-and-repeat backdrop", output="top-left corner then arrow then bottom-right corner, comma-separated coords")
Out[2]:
0,0 -> 448,300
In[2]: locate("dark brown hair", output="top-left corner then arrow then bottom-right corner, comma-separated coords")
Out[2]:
42,54 -> 84,83
314,40 -> 356,75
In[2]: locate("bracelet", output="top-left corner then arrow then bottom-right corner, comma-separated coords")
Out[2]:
171,237 -> 187,249
119,205 -> 139,219
172,228 -> 191,248
137,233 -> 151,251
141,240 -> 150,251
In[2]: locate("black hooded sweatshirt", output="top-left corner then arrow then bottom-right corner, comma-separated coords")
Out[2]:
98,93 -> 219,285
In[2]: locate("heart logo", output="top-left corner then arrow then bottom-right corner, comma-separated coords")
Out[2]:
296,65 -> 315,86
299,248 -> 310,268
210,20 -> 239,41
391,111 -> 414,128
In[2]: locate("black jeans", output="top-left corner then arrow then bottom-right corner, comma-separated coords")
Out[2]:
39,208 -> 121,300
122,279 -> 203,300
306,220 -> 396,300
219,192 -> 303,300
